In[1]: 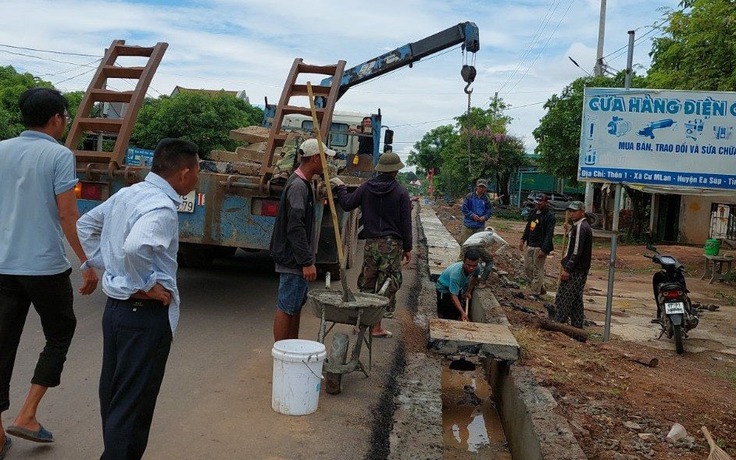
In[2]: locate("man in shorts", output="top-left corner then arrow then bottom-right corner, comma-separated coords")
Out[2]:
270,138 -> 335,341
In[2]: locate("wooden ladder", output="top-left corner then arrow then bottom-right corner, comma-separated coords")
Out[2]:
259,58 -> 346,177
65,39 -> 168,170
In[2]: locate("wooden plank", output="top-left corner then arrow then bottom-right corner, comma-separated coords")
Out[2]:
428,318 -> 519,362
229,126 -> 270,143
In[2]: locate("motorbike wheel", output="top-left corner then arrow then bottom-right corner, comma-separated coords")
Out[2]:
673,324 -> 684,354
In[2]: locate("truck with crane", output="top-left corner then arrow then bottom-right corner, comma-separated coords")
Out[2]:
69,22 -> 480,272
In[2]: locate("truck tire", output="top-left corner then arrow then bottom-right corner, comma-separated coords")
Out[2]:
179,244 -> 215,269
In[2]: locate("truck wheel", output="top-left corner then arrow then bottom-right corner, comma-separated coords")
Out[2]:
179,245 -> 214,269
211,246 -> 237,259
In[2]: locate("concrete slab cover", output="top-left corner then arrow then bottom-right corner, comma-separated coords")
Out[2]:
428,318 -> 519,361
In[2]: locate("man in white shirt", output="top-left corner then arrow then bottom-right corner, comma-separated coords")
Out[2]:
77,138 -> 199,460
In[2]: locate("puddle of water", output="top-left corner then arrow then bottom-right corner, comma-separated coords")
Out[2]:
441,359 -> 512,459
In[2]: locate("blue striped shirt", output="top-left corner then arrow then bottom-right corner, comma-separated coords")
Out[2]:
77,173 -> 182,333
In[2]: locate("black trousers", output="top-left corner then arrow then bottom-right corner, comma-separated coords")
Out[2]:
100,297 -> 172,460
0,269 -> 75,412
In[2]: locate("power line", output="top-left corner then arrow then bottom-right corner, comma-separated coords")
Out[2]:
0,48 -> 98,67
497,0 -> 564,94
502,0 -> 575,96
0,43 -> 99,58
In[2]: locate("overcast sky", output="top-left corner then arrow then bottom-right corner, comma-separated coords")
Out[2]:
0,0 -> 679,164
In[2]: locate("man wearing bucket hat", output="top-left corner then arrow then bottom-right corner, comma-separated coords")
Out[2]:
460,179 -> 493,245
270,138 -> 335,342
552,201 -> 592,328
331,151 -> 412,338
519,193 -> 556,296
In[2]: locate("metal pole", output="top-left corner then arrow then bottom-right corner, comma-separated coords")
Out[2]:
594,0 -> 607,76
603,31 -> 634,342
604,184 -> 621,341
624,30 -> 635,89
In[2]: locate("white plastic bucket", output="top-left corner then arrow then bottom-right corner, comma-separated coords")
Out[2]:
271,339 -> 326,415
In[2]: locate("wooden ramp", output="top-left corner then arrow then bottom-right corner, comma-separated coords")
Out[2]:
428,318 -> 519,362
419,205 -> 460,280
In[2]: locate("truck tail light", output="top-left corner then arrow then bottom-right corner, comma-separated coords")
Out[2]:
75,182 -> 108,201
253,198 -> 279,217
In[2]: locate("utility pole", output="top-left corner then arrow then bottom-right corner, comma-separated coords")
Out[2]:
586,0 -> 607,211
594,0 -> 607,76
603,30 -> 635,343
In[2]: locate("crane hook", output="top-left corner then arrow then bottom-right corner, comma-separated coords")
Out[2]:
461,64 -> 476,95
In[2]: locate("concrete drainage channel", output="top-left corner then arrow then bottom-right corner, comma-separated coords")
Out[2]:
383,204 -> 587,460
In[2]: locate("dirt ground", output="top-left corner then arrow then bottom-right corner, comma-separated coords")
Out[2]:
433,200 -> 736,460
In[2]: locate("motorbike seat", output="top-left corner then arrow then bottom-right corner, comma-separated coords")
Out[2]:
657,282 -> 684,293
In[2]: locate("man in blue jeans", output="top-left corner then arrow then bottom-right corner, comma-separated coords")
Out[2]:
0,88 -> 98,455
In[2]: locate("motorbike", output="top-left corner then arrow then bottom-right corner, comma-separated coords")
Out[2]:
644,243 -> 699,354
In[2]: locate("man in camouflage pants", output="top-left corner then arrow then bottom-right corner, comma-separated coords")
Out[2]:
332,152 -> 412,338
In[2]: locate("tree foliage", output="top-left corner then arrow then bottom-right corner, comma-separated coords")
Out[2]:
407,99 -> 525,201
0,66 -> 54,140
532,73 -> 647,184
130,92 -> 264,157
647,0 -> 736,91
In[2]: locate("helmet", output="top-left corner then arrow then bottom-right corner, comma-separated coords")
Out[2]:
374,152 -> 405,172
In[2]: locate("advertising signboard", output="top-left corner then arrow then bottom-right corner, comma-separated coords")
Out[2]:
579,87 -> 736,191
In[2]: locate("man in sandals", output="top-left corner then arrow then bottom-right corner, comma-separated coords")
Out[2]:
331,152 -> 412,338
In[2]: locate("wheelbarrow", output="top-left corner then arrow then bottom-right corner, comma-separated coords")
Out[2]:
307,289 -> 388,394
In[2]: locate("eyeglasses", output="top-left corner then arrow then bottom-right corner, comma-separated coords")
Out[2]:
59,113 -> 71,125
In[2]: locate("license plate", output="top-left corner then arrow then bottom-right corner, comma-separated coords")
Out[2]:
665,302 -> 685,314
177,191 -> 196,213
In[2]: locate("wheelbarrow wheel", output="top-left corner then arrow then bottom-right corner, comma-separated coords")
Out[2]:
326,332 -> 349,395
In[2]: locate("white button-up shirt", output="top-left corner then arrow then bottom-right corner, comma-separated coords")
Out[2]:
77,172 -> 182,333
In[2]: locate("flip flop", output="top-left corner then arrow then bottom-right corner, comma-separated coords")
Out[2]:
6,424 -> 54,443
371,330 -> 393,338
0,437 -> 12,460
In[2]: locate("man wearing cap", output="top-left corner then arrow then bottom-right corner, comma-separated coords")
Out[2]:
519,193 -> 556,296
270,138 -> 336,342
460,179 -> 493,245
331,152 -> 412,338
553,201 -> 592,328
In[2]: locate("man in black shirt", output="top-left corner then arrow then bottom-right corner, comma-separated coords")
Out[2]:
519,194 -> 556,295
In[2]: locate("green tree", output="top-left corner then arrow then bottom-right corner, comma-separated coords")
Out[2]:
532,73 -> 649,183
406,124 -> 457,176
647,0 -> 736,91
130,92 -> 264,157
456,102 -> 525,204
408,98 -> 524,201
0,66 -> 53,140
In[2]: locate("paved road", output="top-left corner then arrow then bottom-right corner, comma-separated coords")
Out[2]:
6,245 -> 409,459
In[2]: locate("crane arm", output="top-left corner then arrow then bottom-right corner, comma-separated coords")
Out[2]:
321,21 -> 480,100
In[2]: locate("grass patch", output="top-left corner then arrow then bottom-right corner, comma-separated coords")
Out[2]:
714,291 -> 736,306
494,208 -> 528,221
711,368 -> 736,389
